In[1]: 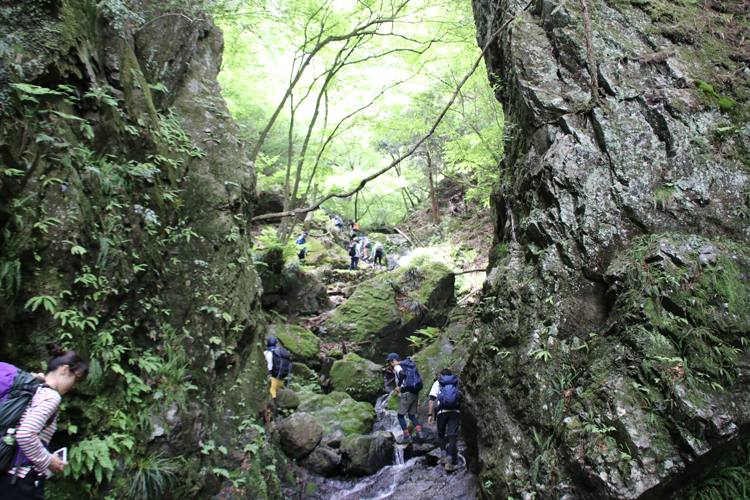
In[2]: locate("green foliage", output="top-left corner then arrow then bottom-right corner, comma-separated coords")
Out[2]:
687,442 -> 750,500
127,454 -> 180,500
407,326 -> 440,352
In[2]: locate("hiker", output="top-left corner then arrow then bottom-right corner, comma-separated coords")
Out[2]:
349,220 -> 359,239
386,353 -> 423,444
348,237 -> 361,270
334,215 -> 344,234
296,232 -> 308,262
1,342 -> 89,498
371,241 -> 384,266
358,237 -> 370,263
428,368 -> 461,471
264,337 -> 292,421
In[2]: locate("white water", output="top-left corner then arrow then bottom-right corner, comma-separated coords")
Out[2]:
328,457 -> 419,500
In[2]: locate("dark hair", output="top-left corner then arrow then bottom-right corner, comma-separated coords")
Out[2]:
46,342 -> 89,381
440,368 -> 452,377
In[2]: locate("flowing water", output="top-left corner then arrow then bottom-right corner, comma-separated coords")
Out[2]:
300,391 -> 478,499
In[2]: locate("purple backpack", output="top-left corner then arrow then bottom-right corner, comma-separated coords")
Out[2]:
0,363 -> 52,474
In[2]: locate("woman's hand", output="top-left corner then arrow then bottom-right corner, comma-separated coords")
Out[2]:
428,416 -> 434,426
48,454 -> 68,474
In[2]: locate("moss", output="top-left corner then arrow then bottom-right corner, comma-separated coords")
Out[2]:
329,353 -> 383,402
297,390 -> 376,436
268,324 -> 321,363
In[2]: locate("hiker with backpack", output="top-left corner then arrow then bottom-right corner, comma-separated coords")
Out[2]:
386,353 -> 423,444
348,237 -> 361,270
371,241 -> 384,267
428,368 -> 461,471
264,337 -> 292,421
296,232 -> 308,263
0,342 -> 88,498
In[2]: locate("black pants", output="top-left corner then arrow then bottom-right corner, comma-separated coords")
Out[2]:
374,251 -> 383,265
438,411 -> 460,464
0,470 -> 46,499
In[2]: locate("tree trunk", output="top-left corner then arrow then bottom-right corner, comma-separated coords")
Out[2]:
354,190 -> 359,223
304,183 -> 317,233
428,150 -> 439,225
401,188 -> 410,211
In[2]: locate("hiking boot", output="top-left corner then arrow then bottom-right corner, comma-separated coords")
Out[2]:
414,431 -> 423,442
437,455 -> 448,466
399,434 -> 413,445
444,461 -> 460,472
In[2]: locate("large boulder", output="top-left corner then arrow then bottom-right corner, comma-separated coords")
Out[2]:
304,236 -> 350,269
268,324 -> 321,369
299,445 -> 342,477
298,391 -> 376,436
325,261 -> 455,358
341,431 -> 395,476
254,191 -> 284,221
281,271 -> 333,315
275,388 -> 300,410
329,353 -> 383,403
278,412 -> 324,460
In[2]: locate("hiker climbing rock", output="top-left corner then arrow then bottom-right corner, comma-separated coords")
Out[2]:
371,241 -> 384,266
0,343 -> 89,498
348,237 -> 361,270
296,232 -> 308,262
428,368 -> 461,471
265,337 -> 292,421
387,353 -> 423,444
349,220 -> 359,239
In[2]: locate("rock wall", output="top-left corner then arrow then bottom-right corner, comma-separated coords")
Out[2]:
0,1 -> 280,498
466,0 -> 750,498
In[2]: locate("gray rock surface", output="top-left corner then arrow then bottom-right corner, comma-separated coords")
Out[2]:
466,0 -> 750,498
341,431 -> 396,476
279,412 -> 325,460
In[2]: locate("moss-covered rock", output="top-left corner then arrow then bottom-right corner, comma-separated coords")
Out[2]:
292,362 -> 317,381
324,261 -> 455,359
299,445 -> 342,477
329,353 -> 384,403
341,431 -> 395,476
278,412 -> 324,460
276,388 -> 301,409
268,324 -> 321,368
297,390 -> 376,437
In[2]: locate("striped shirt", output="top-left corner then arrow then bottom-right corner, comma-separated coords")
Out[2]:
10,386 -> 60,478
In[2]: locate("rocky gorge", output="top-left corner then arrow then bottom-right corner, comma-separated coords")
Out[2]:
0,0 -> 749,499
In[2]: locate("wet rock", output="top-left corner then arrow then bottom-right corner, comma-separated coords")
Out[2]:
342,431 -> 395,476
329,353 -> 384,403
278,412 -> 324,460
275,388 -> 300,409
268,324 -> 321,369
298,391 -> 376,436
324,430 -> 347,449
299,445 -> 342,477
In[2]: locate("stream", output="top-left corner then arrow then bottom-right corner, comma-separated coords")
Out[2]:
301,393 -> 478,499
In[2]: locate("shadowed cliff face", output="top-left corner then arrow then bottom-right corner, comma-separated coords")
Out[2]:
465,0 -> 750,498
0,1 -> 278,497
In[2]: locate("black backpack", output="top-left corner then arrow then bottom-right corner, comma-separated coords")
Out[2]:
270,347 -> 292,379
399,359 -> 423,393
0,363 -> 54,473
436,375 -> 460,411
348,245 -> 356,257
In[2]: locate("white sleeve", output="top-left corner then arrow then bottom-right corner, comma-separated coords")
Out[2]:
265,350 -> 273,371
429,381 -> 440,398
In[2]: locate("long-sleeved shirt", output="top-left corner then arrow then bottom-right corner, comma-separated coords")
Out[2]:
265,349 -> 274,374
12,386 -> 60,478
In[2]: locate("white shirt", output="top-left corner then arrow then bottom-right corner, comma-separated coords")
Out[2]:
393,364 -> 404,386
265,349 -> 274,372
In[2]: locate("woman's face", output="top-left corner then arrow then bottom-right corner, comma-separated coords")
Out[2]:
54,365 -> 80,395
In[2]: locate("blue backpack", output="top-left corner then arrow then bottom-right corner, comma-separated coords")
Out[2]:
436,375 -> 460,410
399,360 -> 423,393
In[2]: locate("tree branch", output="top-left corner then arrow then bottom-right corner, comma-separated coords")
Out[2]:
252,0 -> 534,222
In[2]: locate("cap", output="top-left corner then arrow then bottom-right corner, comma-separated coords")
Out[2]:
303,232 -> 308,236
267,337 -> 278,346
386,353 -> 400,363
